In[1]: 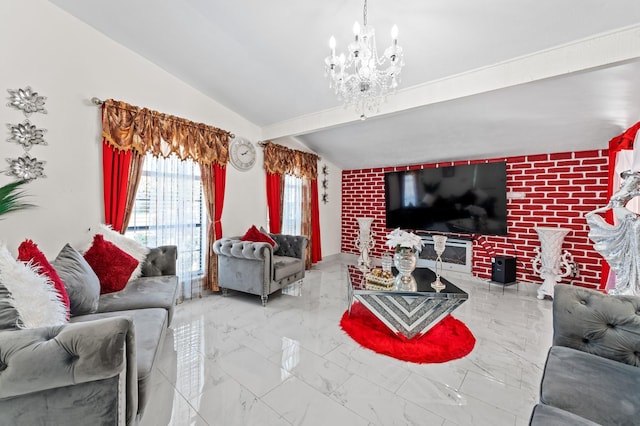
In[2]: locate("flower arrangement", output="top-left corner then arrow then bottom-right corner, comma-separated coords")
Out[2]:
385,228 -> 424,253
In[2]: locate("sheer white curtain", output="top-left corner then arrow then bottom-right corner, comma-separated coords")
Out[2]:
281,174 -> 302,235
126,153 -> 206,302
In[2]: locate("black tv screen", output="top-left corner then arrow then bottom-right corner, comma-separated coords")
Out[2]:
384,162 -> 508,236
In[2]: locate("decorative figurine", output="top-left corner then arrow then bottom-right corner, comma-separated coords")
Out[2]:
586,168 -> 640,296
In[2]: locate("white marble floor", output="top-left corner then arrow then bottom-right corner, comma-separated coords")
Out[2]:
141,257 -> 553,426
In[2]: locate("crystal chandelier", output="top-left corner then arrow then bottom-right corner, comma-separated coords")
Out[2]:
324,0 -> 404,119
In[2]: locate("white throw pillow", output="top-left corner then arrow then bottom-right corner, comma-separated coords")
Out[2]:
82,224 -> 150,280
0,244 -> 67,328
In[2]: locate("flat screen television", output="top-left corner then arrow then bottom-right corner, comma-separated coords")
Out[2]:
384,161 -> 508,236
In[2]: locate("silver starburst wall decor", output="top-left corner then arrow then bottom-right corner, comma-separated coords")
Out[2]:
7,119 -> 47,150
6,154 -> 46,181
7,86 -> 47,117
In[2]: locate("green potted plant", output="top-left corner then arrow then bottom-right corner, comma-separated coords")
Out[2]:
0,180 -> 34,218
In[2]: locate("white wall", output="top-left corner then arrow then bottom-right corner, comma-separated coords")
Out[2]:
0,0 -> 343,258
0,0 -> 262,256
272,137 -> 343,258
318,160 -> 343,258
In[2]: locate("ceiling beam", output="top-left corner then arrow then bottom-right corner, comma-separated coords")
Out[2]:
262,24 -> 640,140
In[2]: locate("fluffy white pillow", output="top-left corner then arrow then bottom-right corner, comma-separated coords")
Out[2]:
0,245 -> 67,328
83,224 -> 150,280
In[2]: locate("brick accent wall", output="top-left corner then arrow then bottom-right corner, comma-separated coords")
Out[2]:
342,150 -> 608,290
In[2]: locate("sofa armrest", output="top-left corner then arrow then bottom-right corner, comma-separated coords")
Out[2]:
553,284 -> 640,366
213,238 -> 273,261
0,317 -> 134,397
141,245 -> 177,277
271,234 -> 308,259
0,317 -> 138,424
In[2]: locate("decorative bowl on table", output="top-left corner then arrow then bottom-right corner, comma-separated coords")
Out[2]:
365,268 -> 394,289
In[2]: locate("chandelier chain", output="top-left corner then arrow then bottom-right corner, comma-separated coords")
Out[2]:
363,0 -> 368,26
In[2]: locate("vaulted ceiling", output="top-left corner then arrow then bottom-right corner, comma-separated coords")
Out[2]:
50,0 -> 640,169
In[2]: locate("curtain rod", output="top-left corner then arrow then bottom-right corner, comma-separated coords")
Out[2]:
90,97 -> 235,138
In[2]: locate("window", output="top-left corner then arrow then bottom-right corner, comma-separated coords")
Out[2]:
126,153 -> 206,299
281,174 -> 302,235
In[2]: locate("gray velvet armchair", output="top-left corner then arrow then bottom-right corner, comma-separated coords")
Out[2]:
213,233 -> 308,306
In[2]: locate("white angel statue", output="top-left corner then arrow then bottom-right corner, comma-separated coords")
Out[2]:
585,169 -> 640,295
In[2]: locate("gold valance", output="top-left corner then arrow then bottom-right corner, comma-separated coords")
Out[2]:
262,141 -> 318,180
102,99 -> 231,166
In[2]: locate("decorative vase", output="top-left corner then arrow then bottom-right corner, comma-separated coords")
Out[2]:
381,252 -> 393,273
532,227 -> 574,300
394,248 -> 417,290
355,217 -> 375,271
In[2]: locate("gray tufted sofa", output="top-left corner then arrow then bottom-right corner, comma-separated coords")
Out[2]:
213,234 -> 308,306
529,284 -> 640,425
0,245 -> 178,426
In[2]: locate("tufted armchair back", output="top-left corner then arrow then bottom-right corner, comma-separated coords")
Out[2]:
553,284 -> 640,367
272,234 -> 308,259
141,245 -> 177,277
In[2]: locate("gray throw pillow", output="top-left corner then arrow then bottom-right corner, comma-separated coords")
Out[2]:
52,244 -> 100,316
259,226 -> 280,252
0,283 -> 24,330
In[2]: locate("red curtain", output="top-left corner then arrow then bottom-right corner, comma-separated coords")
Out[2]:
214,163 -> 226,239
102,142 -> 132,233
200,162 -> 226,292
311,179 -> 322,263
266,172 -> 282,234
600,121 -> 640,288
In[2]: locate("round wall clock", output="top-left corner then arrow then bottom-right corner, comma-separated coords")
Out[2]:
229,137 -> 256,171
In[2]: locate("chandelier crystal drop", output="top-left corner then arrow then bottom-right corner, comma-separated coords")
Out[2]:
324,0 -> 404,119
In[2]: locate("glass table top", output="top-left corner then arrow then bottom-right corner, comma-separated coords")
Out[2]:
347,265 -> 468,298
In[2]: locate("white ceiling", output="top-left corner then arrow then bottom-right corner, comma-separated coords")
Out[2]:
50,0 -> 640,169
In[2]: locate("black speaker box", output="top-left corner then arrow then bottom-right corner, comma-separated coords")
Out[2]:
492,256 -> 517,284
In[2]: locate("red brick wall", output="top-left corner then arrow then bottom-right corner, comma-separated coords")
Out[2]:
341,150 -> 608,290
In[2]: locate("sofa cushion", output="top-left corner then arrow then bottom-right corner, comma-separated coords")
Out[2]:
71,307 -> 167,418
53,244 -> 101,316
97,275 -> 178,324
273,255 -> 304,281
82,224 -> 150,281
241,225 -> 276,247
259,226 -> 280,252
529,404 -> 600,426
0,283 -> 24,330
0,245 -> 67,328
552,283 -> 640,366
540,345 -> 640,425
84,234 -> 139,294
17,239 -> 71,318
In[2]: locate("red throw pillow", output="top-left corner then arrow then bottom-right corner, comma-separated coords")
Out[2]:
241,225 -> 276,247
18,239 -> 71,319
84,234 -> 139,294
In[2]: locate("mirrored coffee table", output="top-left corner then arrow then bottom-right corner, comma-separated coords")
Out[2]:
347,265 -> 469,339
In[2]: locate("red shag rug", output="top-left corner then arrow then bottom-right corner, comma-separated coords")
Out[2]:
340,302 -> 476,364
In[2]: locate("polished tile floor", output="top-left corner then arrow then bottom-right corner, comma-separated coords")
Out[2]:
141,256 -> 553,426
